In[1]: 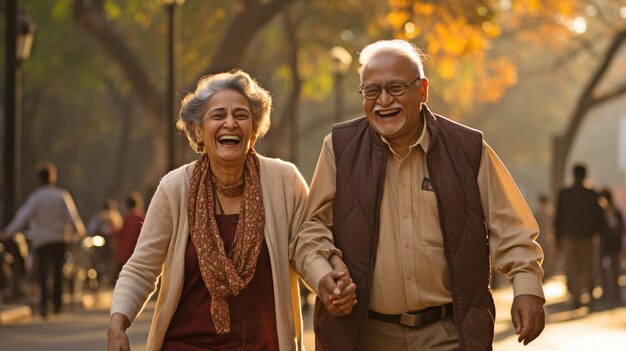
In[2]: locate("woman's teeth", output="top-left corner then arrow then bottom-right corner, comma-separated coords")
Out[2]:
218,135 -> 241,144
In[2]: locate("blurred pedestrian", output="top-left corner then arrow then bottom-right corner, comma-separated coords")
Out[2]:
113,191 -> 145,274
107,70 -> 354,351
0,163 -> 85,317
534,194 -> 556,279
88,198 -> 123,238
291,39 -> 545,350
87,198 -> 123,286
598,188 -> 625,304
555,164 -> 606,308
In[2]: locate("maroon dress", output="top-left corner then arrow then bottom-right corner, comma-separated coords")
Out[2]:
162,214 -> 279,351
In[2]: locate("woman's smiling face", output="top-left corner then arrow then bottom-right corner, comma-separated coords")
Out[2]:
194,89 -> 256,167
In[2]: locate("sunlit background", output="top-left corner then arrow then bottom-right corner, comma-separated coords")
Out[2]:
2,1 -> 626,349
2,0 -> 626,216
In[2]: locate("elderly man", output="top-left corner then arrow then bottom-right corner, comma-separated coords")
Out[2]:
291,39 -> 545,350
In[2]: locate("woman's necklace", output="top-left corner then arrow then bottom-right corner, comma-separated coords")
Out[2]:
211,173 -> 244,198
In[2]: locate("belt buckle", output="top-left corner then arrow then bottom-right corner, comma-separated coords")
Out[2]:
400,312 -> 422,327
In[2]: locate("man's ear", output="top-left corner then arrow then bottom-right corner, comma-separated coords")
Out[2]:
420,78 -> 429,103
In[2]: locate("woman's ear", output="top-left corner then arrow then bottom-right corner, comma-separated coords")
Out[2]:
192,124 -> 203,143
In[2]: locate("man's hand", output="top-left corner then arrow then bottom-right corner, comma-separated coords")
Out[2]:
318,255 -> 357,316
511,294 -> 545,345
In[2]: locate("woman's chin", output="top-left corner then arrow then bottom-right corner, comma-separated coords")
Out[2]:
212,150 -> 247,164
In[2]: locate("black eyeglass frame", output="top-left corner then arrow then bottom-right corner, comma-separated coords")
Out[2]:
358,76 -> 422,100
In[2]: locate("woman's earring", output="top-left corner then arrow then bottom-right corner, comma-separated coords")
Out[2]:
197,140 -> 205,153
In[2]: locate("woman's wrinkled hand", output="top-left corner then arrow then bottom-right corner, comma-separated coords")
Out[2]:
107,313 -> 131,351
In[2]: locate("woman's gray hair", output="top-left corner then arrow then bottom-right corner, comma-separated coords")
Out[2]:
176,69 -> 272,153
358,39 -> 426,80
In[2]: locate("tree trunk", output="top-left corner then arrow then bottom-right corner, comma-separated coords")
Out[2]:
104,78 -> 134,200
551,27 -> 626,195
280,10 -> 302,162
72,0 -> 166,183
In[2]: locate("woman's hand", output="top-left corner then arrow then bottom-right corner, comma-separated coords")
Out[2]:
317,254 -> 357,316
107,313 -> 131,351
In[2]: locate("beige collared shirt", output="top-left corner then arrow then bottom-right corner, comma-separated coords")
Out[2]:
293,118 -> 544,314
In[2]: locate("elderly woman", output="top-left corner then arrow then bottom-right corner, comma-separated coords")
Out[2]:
107,70 -> 354,351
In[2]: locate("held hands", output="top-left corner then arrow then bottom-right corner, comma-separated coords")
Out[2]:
317,255 -> 357,317
511,294 -> 545,345
107,313 -> 131,351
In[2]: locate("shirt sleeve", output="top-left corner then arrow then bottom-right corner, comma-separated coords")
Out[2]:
478,141 -> 545,299
289,133 -> 341,294
2,194 -> 36,238
63,191 -> 86,238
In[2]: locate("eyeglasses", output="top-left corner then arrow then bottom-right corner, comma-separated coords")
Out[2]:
358,76 -> 422,100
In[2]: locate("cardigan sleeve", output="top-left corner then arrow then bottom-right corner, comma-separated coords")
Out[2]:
286,163 -> 309,246
110,173 -> 178,323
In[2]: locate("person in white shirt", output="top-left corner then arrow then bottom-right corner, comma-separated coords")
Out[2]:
1,163 -> 85,317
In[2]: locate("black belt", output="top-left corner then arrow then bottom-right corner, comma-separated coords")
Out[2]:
368,303 -> 454,328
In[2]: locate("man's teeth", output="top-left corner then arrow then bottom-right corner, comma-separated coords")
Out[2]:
218,135 -> 241,142
378,108 -> 400,116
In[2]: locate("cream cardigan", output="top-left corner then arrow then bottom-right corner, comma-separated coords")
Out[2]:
111,156 -> 308,350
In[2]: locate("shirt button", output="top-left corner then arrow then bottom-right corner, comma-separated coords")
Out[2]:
402,213 -> 408,218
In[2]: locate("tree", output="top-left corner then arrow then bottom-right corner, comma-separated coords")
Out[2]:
385,0 -> 626,194
70,0 -> 293,182
383,0 -> 581,115
551,22 -> 626,194
12,0 -> 623,215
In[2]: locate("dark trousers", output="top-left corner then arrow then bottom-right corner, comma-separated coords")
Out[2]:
602,251 -> 621,302
35,242 -> 66,316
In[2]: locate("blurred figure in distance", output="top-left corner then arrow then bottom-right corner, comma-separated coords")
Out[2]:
0,162 -> 85,317
555,164 -> 606,308
113,191 -> 145,275
598,188 -> 625,305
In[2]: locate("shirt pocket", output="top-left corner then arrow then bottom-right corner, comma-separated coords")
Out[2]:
418,190 -> 444,247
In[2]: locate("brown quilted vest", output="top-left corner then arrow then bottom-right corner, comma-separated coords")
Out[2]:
313,106 -> 495,351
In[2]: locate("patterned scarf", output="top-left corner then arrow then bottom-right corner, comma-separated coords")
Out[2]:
187,151 -> 265,334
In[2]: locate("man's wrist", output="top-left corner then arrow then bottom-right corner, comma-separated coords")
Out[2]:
512,273 -> 545,300
307,257 -> 334,295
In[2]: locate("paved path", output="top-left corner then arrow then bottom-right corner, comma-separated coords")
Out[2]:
491,275 -> 626,351
1,275 -> 625,350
